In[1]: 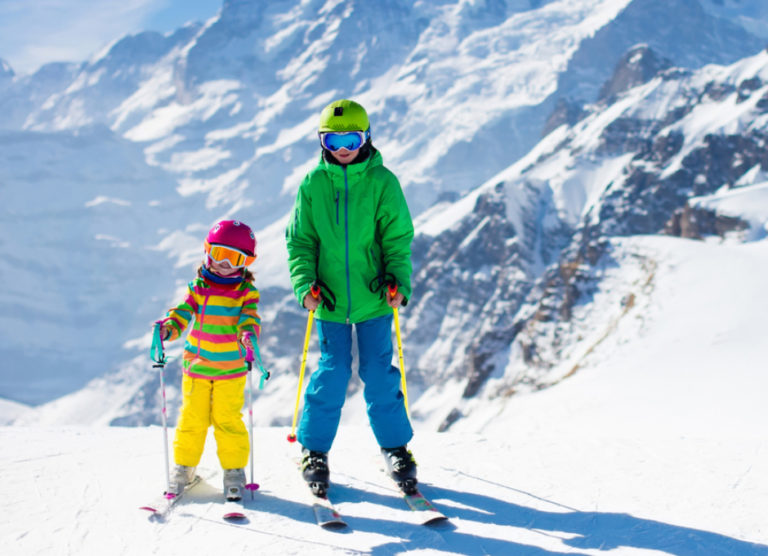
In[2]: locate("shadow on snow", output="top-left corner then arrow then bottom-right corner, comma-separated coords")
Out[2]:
332,475 -> 768,556
166,471 -> 768,555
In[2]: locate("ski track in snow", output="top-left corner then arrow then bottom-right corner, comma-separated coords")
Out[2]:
1,421 -> 766,556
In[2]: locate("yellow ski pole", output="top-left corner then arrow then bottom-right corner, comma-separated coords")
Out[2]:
388,284 -> 409,417
287,284 -> 321,443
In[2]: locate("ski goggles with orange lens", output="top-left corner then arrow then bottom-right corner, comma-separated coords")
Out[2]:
319,130 -> 370,152
205,242 -> 255,268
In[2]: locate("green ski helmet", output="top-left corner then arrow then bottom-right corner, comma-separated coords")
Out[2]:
318,99 -> 370,132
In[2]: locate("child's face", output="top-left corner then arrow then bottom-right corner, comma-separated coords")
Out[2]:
329,146 -> 360,165
208,258 -> 241,277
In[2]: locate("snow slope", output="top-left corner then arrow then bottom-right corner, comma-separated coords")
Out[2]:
2,235 -> 766,555
0,398 -> 28,425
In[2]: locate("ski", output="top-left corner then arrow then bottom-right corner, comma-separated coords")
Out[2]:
310,492 -> 347,529
139,474 -> 203,520
383,471 -> 448,525
222,483 -> 259,522
400,489 -> 448,525
294,455 -> 347,529
304,480 -> 346,528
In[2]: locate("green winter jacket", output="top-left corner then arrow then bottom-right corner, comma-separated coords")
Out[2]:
286,148 -> 414,324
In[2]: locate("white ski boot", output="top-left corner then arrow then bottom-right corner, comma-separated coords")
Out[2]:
168,464 -> 196,496
223,468 -> 246,501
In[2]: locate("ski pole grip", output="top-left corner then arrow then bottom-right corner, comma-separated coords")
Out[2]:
310,284 -> 321,299
243,332 -> 255,363
387,283 -> 398,297
151,321 -> 167,366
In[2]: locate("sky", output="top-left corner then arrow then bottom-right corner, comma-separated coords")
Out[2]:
0,0 -> 223,75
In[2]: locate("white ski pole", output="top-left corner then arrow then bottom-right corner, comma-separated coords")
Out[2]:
243,332 -> 260,498
151,322 -> 173,498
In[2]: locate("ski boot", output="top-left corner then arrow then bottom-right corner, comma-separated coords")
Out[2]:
168,464 -> 196,496
301,447 -> 330,496
223,468 -> 246,501
381,446 -> 418,494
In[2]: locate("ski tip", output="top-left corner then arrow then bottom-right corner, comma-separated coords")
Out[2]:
423,514 -> 449,526
140,506 -> 168,521
320,520 -> 348,530
312,501 -> 347,529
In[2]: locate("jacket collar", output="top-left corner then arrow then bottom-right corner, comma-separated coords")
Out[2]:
201,266 -> 244,288
320,147 -> 382,178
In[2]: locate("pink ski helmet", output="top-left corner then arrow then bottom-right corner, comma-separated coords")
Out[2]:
204,220 -> 257,267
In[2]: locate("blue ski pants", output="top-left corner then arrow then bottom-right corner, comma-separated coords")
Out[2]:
297,314 -> 413,453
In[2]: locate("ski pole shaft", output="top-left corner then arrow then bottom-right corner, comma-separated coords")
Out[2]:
158,364 -> 171,495
388,284 -> 410,417
287,285 -> 320,443
242,332 -> 258,498
151,321 -> 172,496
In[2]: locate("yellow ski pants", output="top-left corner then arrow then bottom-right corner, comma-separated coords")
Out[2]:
173,374 -> 249,469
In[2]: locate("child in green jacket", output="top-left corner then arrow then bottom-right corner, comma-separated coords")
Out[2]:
285,99 -> 417,494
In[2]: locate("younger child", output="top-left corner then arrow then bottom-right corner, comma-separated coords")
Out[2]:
158,219 -> 261,501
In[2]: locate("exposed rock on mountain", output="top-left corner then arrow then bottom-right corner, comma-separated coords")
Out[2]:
410,45 -> 768,430
598,44 -> 672,102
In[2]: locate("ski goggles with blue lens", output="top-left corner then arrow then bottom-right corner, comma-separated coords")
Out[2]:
319,129 -> 370,152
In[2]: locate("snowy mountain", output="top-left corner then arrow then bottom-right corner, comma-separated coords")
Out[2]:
0,126 -> 209,405
2,0 -> 768,426
403,45 -> 768,431
3,4 -> 768,550
556,0 -> 765,104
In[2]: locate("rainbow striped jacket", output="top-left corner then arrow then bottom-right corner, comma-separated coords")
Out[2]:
162,276 -> 261,379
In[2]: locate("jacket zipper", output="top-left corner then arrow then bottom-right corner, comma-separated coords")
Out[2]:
343,167 -> 352,324
197,291 -> 210,356
335,191 -> 340,225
